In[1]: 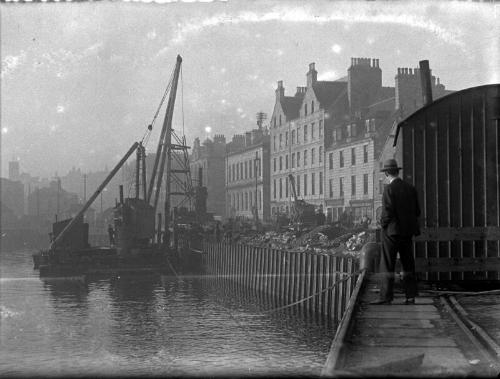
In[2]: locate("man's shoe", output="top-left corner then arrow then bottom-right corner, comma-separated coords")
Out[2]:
369,299 -> 392,305
405,298 -> 416,305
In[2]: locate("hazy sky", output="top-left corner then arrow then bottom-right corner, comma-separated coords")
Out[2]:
1,0 -> 498,179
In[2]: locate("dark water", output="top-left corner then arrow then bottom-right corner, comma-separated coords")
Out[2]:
0,249 -> 336,377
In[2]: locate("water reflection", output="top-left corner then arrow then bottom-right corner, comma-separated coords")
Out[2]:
1,250 -> 335,376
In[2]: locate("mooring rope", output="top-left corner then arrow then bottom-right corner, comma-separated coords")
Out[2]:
263,269 -> 363,313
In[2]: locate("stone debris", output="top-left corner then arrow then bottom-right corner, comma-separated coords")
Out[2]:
229,225 -> 376,258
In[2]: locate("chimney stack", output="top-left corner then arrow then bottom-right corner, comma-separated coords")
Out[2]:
307,62 -> 317,87
275,80 -> 284,99
419,60 -> 433,106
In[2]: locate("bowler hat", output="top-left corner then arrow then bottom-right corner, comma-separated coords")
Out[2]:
380,158 -> 401,172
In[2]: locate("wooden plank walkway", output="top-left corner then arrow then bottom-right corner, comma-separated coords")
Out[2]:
323,274 -> 500,377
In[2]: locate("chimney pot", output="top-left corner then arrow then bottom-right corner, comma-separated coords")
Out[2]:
309,62 -> 316,71
277,80 -> 283,88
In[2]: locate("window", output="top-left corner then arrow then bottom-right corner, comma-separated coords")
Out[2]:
311,123 -> 315,139
329,179 -> 333,198
311,148 -> 315,164
297,152 -> 301,167
279,114 -> 282,126
311,173 -> 315,195
285,132 -> 289,146
273,158 -> 277,172
304,124 -> 308,142
279,156 -> 283,171
297,175 -> 301,196
340,177 -> 344,197
279,134 -> 283,150
305,103 -> 308,116
351,175 -> 356,196
232,164 -> 235,182
319,172 -> 323,195
319,120 -> 323,137
304,174 -> 308,196
245,192 -> 248,210
304,150 -> 308,166
363,145 -> 368,163
292,153 -> 295,168
340,151 -> 344,168
329,153 -> 333,169
285,155 -> 289,170
227,166 -> 231,182
363,173 -> 369,195
279,178 -> 283,199
236,163 -> 239,180
236,193 -> 239,210
291,130 -> 295,145
319,146 -> 323,163
297,126 -> 301,143
244,161 -> 248,179
311,100 -> 315,113
273,179 -> 276,199
273,135 -> 276,151
285,176 -> 289,198
240,163 -> 244,179
249,160 -> 252,178
351,148 -> 356,166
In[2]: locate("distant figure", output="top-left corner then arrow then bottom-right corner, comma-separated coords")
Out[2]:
164,227 -> 171,248
107,224 -> 115,246
371,159 -> 420,305
316,210 -> 326,226
215,222 -> 222,243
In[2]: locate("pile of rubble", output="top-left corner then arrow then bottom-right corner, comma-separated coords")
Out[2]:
231,225 -> 375,258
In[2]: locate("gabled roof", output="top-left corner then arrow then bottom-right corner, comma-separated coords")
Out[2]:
280,95 -> 303,120
312,81 -> 348,109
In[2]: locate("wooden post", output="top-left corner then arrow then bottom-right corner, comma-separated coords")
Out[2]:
337,257 -> 346,321
298,253 -> 305,314
311,254 -> 318,314
331,256 -> 338,322
306,253 -> 312,315
275,250 -> 281,302
324,254 -> 331,318
317,254 -> 324,319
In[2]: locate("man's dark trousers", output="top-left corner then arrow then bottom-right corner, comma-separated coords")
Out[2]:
379,229 -> 418,301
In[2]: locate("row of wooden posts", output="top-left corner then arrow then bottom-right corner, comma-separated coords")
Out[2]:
202,242 -> 360,322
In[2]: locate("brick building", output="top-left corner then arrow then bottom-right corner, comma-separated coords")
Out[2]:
189,135 -> 226,218
226,128 -> 270,222
325,58 -> 396,223
269,63 -> 349,219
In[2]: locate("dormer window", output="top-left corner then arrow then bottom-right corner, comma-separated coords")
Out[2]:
279,114 -> 282,126
311,100 -> 315,113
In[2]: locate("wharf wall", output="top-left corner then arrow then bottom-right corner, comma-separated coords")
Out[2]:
202,241 -> 360,322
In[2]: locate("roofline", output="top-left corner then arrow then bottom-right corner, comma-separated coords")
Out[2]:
393,84 -> 499,147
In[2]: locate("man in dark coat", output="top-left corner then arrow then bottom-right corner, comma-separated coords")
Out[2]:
372,159 -> 421,305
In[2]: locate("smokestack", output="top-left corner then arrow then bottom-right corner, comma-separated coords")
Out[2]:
419,60 -> 433,106
119,185 -> 124,204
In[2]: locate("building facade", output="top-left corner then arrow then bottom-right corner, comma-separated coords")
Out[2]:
189,135 -> 226,218
226,129 -> 270,222
269,63 -> 350,219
